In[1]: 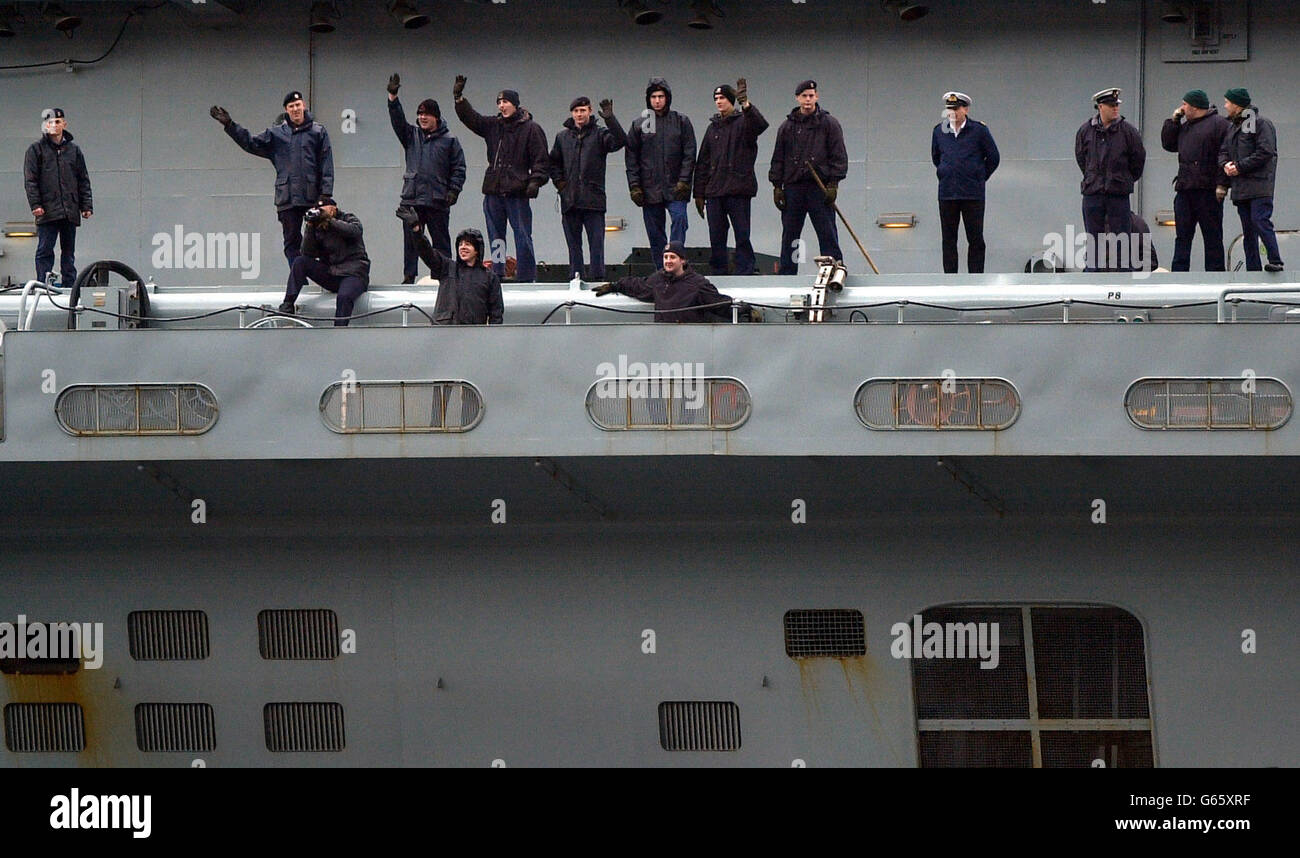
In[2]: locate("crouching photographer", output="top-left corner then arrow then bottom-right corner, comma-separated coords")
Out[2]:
279,196 -> 370,326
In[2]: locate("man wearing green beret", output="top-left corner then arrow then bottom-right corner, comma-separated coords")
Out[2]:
1219,88 -> 1283,272
1160,89 -> 1230,271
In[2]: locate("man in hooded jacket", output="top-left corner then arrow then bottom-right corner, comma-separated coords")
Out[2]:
770,80 -> 848,275
453,76 -> 549,282
549,96 -> 627,281
402,216 -> 504,325
23,107 -> 93,286
388,73 -> 467,283
694,79 -> 769,275
625,78 -> 696,266
211,91 -> 334,271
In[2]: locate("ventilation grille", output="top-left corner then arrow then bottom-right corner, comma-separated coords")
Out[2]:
783,609 -> 867,658
658,702 -> 741,751
855,377 -> 1020,430
319,380 -> 484,433
128,610 -> 210,661
264,703 -> 345,752
258,609 -> 340,660
1125,377 -> 1292,429
586,377 -> 751,430
4,703 -> 86,752
55,383 -> 219,436
135,703 -> 216,752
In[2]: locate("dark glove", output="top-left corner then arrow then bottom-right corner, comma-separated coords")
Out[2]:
209,105 -> 231,127
453,75 -> 467,100
446,190 -> 459,206
598,99 -> 614,121
736,78 -> 748,108
593,282 -> 616,296
672,181 -> 691,202
630,186 -> 645,207
387,73 -> 401,96
1216,185 -> 1228,203
824,184 -> 838,206
525,180 -> 541,199
695,197 -> 706,218
554,179 -> 568,193
395,205 -> 421,229
773,186 -> 786,211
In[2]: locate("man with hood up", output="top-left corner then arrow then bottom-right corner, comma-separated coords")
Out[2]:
694,79 -> 769,275
401,213 -> 504,325
1075,87 -> 1145,271
625,78 -> 697,266
23,107 -> 93,286
210,91 -> 334,271
1160,89 -> 1229,271
770,79 -> 848,275
549,96 -> 627,281
388,73 -> 467,283
453,75 -> 549,282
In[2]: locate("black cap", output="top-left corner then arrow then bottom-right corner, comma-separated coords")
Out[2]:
713,84 -> 736,105
316,195 -> 336,206
417,98 -> 440,118
43,107 -> 65,120
497,89 -> 520,108
569,95 -> 591,111
283,91 -> 305,107
795,79 -> 817,95
664,241 -> 688,259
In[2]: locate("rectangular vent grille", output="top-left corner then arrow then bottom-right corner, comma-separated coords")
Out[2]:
784,609 -> 867,657
128,610 -> 210,661
258,609 -> 340,660
4,703 -> 86,752
264,703 -> 345,752
0,656 -> 81,675
135,703 -> 216,752
658,702 -> 741,751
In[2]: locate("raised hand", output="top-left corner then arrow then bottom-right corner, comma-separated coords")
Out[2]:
453,75 -> 467,100
209,105 -> 231,126
735,78 -> 748,107
598,98 -> 614,121
388,73 -> 401,96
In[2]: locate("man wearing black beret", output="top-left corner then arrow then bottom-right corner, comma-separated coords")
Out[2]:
549,95 -> 627,281
770,80 -> 848,274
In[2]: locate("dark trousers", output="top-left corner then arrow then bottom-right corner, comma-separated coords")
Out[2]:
277,206 -> 311,265
706,195 -> 755,275
1171,189 -> 1225,271
561,208 -> 607,280
34,219 -> 78,285
1082,194 -> 1133,272
285,256 -> 368,327
402,203 -> 451,283
643,200 -> 689,264
778,182 -> 842,274
938,199 -> 986,273
483,194 -> 536,281
1235,197 -> 1284,271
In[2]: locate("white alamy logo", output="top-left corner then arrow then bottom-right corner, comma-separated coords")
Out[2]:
50,789 -> 151,839
0,615 -> 103,669
151,226 -> 261,280
890,614 -> 1000,669
594,356 -> 707,410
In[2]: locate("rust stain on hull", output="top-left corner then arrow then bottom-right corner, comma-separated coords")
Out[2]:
3,666 -> 123,767
793,653 -> 904,765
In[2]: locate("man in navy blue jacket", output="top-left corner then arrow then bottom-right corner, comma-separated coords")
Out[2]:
931,91 -> 1000,273
388,73 -> 466,283
211,92 -> 334,272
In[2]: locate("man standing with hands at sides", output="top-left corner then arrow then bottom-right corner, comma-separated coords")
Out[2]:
694,78 -> 769,275
625,78 -> 696,266
24,108 -> 92,286
931,91 -> 999,274
1160,89 -> 1229,271
453,75 -> 549,282
1220,88 -> 1284,273
1075,88 -> 1145,271
388,73 -> 466,284
550,97 -> 627,281
770,80 -> 848,275
210,92 -> 333,273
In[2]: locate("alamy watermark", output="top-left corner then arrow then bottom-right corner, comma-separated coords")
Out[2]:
151,225 -> 261,280
594,355 -> 707,410
0,615 -> 103,669
890,613 -> 1000,669
1042,224 -> 1155,279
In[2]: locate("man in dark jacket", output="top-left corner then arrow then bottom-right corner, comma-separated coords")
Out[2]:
625,78 -> 696,266
694,79 -> 769,275
549,97 -> 627,281
931,91 -> 1000,273
1220,88 -> 1283,272
1160,89 -> 1230,271
770,80 -> 848,275
403,218 -> 503,325
23,108 -> 93,286
280,197 -> 368,327
593,241 -> 734,322
453,76 -> 549,282
211,92 -> 334,271
388,73 -> 467,283
1075,88 -> 1145,271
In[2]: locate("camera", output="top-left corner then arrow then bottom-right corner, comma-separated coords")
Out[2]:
304,207 -> 327,225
